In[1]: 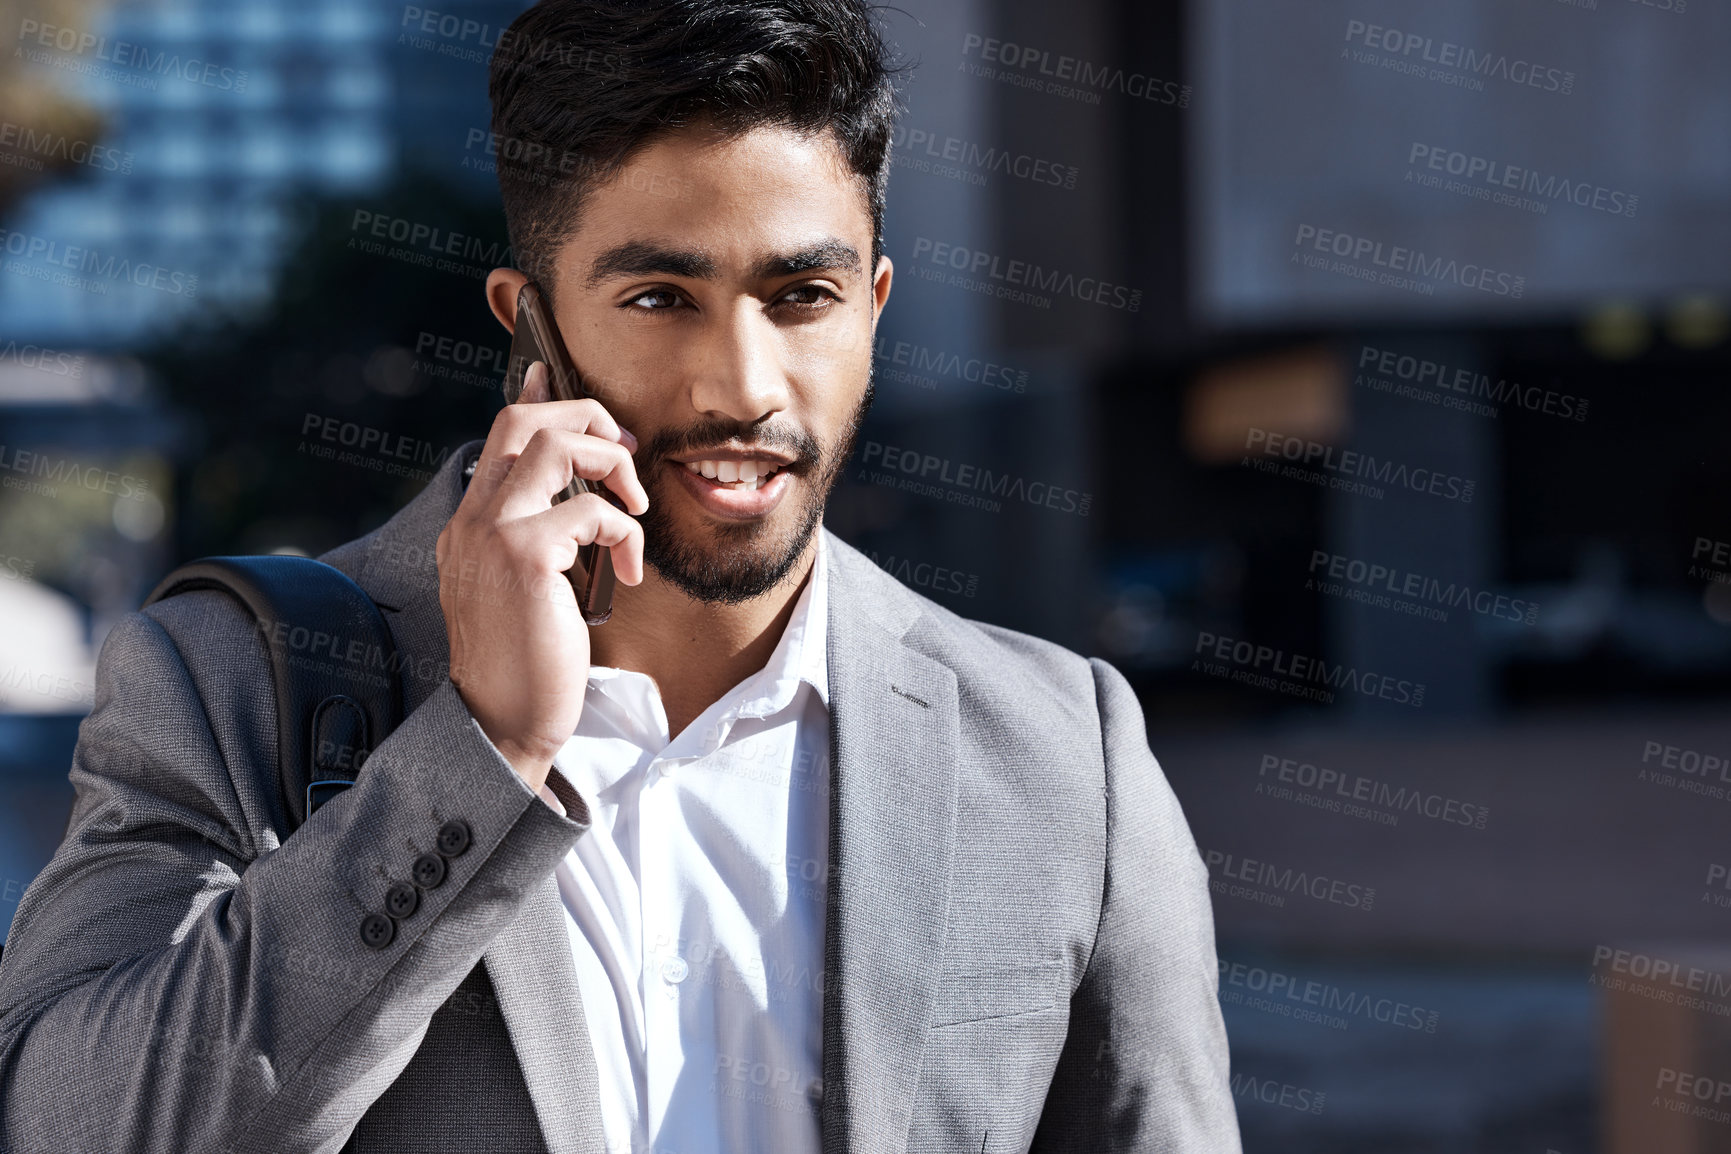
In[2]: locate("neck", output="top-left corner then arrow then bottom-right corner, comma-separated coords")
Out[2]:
588,532 -> 821,739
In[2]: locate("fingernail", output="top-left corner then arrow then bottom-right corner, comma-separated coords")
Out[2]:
620,427 -> 639,452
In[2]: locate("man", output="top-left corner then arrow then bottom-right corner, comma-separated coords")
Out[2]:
0,0 -> 1239,1150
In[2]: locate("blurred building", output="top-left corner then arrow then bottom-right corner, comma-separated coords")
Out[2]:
0,0 -> 395,344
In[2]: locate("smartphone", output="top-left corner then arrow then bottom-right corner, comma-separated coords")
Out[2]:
501,280 -> 618,626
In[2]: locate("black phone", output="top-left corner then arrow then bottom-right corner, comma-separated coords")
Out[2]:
501,280 -> 618,626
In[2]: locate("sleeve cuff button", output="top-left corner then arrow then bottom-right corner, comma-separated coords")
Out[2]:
413,852 -> 447,889
386,882 -> 420,918
436,819 -> 472,857
360,913 -> 395,950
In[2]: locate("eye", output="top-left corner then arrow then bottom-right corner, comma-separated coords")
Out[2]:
624,288 -> 683,311
777,284 -> 841,312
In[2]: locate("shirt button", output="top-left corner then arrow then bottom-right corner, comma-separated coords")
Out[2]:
657,761 -> 675,777
660,956 -> 689,984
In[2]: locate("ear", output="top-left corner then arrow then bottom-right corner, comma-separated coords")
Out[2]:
485,267 -> 532,334
870,254 -> 893,323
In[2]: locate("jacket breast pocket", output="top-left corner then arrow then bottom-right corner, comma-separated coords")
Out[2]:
927,957 -> 1064,1028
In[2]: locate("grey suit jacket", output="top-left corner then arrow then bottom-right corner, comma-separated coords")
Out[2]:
0,440 -> 1240,1154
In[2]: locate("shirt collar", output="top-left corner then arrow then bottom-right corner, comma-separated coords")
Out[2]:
583,528 -> 830,722
723,526 -> 829,719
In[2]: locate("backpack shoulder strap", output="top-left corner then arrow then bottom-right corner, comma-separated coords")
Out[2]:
143,555 -> 404,831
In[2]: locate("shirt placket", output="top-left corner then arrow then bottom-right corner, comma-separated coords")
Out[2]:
638,705 -> 740,1147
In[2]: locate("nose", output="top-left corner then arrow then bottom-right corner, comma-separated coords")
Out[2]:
686,298 -> 793,425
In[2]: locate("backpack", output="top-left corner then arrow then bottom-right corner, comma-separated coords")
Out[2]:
3,558 -> 403,978
26,557 -> 399,1150
139,555 -> 405,829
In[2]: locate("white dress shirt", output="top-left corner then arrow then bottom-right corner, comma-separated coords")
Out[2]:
535,532 -> 830,1154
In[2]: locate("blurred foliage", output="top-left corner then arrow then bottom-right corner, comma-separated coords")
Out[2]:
0,0 -> 110,215
139,168 -> 515,560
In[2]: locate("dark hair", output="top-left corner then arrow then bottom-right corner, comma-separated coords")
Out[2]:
487,0 -> 903,291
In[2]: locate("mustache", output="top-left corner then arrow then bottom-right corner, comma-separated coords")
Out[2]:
635,418 -> 824,471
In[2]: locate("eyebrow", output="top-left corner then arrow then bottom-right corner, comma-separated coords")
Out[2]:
584,237 -> 862,289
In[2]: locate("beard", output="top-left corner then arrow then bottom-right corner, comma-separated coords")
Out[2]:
632,370 -> 875,605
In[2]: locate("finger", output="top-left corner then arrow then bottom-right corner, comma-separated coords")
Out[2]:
518,359 -> 550,405
534,492 -> 646,586
518,361 -> 636,451
496,427 -> 649,521
470,397 -> 639,503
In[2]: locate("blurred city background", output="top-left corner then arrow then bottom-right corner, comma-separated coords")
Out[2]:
3,0 -> 1730,1149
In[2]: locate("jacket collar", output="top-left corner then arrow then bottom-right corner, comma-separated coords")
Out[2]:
324,438 -> 960,1154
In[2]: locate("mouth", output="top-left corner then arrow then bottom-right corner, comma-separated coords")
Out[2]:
666,453 -> 801,520
677,456 -> 789,493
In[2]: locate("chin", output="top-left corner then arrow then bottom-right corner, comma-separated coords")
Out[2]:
641,496 -> 822,606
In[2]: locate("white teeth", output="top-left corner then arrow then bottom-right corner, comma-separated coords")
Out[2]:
685,459 -> 783,490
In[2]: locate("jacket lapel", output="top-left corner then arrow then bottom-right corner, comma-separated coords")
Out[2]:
819,532 -> 960,1154
340,443 -> 606,1154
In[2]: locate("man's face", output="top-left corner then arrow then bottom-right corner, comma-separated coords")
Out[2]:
521,123 -> 891,604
